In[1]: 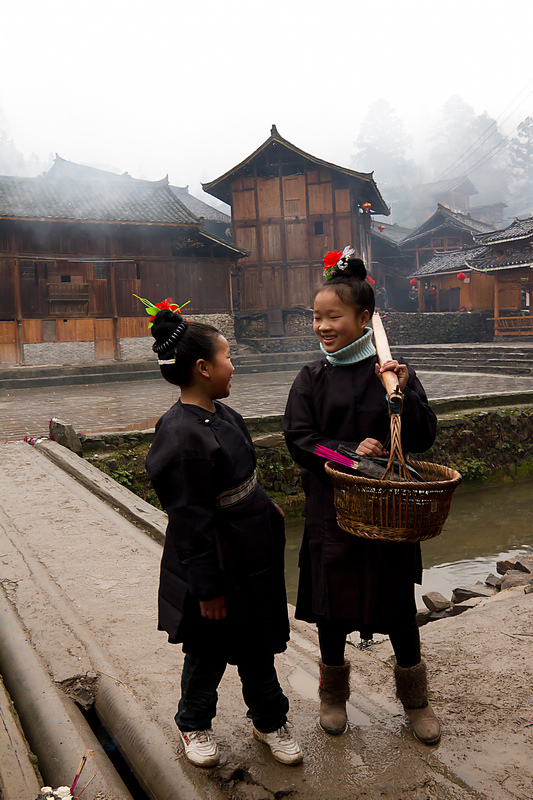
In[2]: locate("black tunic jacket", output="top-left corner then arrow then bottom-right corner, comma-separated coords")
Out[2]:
146,400 -> 289,660
283,356 -> 437,633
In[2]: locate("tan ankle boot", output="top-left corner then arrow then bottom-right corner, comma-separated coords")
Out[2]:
318,660 -> 350,735
394,660 -> 441,745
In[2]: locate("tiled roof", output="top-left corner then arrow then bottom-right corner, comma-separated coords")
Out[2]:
408,246 -> 487,278
372,222 -> 412,245
203,124 -> 390,216
170,185 -> 230,224
473,216 -> 533,245
425,177 -> 478,197
0,174 -> 200,225
466,250 -> 533,271
402,204 -> 492,246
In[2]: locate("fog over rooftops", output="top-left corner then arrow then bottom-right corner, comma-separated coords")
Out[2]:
0,155 -> 201,226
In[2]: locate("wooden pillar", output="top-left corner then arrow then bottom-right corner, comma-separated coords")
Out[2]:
108,262 -> 120,360
12,257 -> 24,363
493,275 -> 499,337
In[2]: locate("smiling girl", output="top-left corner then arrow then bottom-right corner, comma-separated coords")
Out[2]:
284,252 -> 440,745
146,307 -> 302,767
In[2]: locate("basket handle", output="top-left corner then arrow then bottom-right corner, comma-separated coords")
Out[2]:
372,312 -> 402,414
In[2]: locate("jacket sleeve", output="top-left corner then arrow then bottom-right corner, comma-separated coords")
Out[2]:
158,456 -> 224,601
400,366 -> 438,453
283,368 -> 359,475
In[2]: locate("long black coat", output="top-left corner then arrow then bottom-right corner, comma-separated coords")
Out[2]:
146,400 -> 289,661
283,356 -> 437,634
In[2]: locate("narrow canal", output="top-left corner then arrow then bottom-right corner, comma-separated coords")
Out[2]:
284,480 -> 533,608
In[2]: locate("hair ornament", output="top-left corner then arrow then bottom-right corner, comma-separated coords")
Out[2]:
323,246 -> 356,280
152,320 -> 189,353
133,294 -> 191,327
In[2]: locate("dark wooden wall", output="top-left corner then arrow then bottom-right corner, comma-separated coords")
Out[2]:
230,166 -> 369,310
0,220 -> 232,320
0,219 -> 233,363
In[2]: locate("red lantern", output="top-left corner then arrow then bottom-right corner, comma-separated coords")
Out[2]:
409,279 -> 417,286
378,225 -> 385,232
457,272 -> 466,282
366,275 -> 375,285
362,202 -> 371,213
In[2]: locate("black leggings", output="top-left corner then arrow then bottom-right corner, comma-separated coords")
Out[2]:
318,617 -> 421,669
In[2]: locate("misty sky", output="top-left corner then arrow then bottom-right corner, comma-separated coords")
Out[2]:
2,0 -> 532,206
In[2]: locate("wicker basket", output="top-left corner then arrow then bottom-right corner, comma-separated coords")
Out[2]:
325,460 -> 462,543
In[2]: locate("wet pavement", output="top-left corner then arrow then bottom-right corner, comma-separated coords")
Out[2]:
1,439 -> 532,800
2,368 -> 533,441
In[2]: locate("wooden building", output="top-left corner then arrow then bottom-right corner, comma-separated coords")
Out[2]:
400,203 -> 493,273
408,216 -> 533,336
410,177 -> 479,225
0,157 -> 247,365
472,217 -> 533,336
370,221 -> 413,310
203,125 -> 389,325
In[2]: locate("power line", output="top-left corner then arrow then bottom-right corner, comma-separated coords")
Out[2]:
432,79 -> 533,183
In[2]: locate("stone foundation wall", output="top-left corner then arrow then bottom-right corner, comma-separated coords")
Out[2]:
23,342 -> 96,365
21,314 -> 236,365
238,336 -> 318,353
236,309 -> 494,347
382,311 -> 494,346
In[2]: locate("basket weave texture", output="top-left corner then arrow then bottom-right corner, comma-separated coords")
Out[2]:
325,460 -> 462,543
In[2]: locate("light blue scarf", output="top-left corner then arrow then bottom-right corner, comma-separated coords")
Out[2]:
320,327 -> 376,366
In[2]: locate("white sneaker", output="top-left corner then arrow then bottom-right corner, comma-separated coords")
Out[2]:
253,724 -> 303,765
179,729 -> 220,767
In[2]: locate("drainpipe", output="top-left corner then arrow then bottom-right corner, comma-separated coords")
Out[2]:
0,589 -> 134,798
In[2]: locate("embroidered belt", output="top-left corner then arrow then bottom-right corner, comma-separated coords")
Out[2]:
216,471 -> 257,509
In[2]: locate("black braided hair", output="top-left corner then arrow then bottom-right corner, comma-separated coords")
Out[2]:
317,257 -> 375,316
150,309 -> 220,387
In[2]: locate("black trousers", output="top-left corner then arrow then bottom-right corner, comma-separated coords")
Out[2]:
318,617 -> 421,668
175,651 -> 289,733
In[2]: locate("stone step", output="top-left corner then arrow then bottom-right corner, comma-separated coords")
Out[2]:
1,343 -> 533,389
234,350 -> 321,366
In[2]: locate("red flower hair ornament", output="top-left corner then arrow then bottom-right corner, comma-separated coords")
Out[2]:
323,246 -> 356,280
133,295 -> 191,327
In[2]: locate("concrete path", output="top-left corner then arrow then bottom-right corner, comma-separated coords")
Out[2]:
3,368 -> 533,441
0,439 -> 532,799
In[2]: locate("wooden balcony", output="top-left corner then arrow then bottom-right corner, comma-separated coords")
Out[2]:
47,283 -> 89,302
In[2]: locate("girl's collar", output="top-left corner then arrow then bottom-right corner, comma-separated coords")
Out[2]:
320,327 -> 376,366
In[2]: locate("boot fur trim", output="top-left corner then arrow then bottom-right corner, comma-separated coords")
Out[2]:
318,660 -> 350,704
394,660 -> 428,710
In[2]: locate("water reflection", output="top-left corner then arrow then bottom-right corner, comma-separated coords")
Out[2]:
284,481 -> 533,607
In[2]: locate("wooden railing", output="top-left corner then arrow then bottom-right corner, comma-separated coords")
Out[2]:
47,283 -> 89,302
489,316 -> 533,336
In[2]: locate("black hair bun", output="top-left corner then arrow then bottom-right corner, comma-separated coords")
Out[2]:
151,309 -> 184,343
344,258 -> 367,280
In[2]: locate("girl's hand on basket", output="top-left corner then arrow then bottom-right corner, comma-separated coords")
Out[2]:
375,360 -> 409,391
356,438 -> 384,457
200,595 -> 227,620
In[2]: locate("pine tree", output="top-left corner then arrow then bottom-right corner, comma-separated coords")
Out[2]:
350,99 -> 415,187
508,117 -> 533,216
428,96 -> 509,205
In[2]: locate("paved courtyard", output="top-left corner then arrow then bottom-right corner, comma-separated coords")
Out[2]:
2,368 -> 533,441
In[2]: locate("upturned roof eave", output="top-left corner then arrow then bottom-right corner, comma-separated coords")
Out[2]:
401,205 -> 491,246
408,267 -> 463,279
196,228 -> 250,258
202,128 -> 390,216
466,259 -> 533,272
